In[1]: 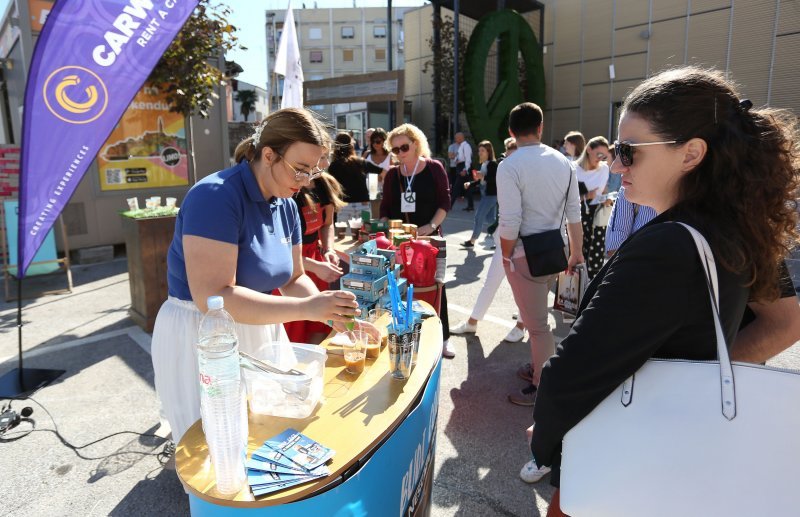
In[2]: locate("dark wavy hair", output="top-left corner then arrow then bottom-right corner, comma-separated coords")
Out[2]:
622,66 -> 799,300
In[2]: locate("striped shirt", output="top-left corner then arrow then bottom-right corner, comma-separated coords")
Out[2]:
604,187 -> 657,254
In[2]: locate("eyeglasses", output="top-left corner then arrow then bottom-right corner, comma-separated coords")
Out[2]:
390,143 -> 411,155
614,140 -> 679,167
277,153 -> 325,182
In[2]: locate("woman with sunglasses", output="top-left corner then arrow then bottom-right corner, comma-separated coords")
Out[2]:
150,108 -> 376,444
328,132 -> 384,222
526,67 -> 798,516
575,136 -> 611,278
380,123 -> 455,358
364,127 -> 392,172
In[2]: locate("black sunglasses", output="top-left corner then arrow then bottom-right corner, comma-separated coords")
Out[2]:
391,143 -> 411,154
614,140 -> 678,167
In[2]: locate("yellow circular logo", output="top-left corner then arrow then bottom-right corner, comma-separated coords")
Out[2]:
43,66 -> 108,124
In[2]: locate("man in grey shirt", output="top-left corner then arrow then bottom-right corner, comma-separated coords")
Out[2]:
497,102 -> 583,407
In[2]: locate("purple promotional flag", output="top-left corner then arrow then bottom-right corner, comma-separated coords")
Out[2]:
18,0 -> 198,276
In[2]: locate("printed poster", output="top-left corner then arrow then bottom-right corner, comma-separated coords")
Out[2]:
97,85 -> 189,191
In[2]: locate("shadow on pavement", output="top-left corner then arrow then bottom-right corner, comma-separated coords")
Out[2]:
434,333 -> 551,516
109,467 -> 189,516
0,328 -> 156,389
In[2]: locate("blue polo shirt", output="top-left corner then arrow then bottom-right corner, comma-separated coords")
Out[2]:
167,160 -> 301,301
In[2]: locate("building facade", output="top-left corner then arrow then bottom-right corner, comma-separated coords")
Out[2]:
266,6 -> 411,147
403,0 -> 799,154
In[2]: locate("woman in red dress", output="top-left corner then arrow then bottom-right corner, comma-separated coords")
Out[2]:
282,172 -> 347,343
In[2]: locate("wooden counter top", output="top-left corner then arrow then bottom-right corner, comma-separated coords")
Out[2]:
176,310 -> 442,508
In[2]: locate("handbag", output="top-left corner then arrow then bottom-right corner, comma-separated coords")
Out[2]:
559,223 -> 800,517
520,167 -> 572,277
552,264 -> 588,316
592,203 -> 613,227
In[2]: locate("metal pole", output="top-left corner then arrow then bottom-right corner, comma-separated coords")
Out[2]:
433,2 -> 442,154
453,0 -> 460,134
387,0 -> 393,72
388,0 -> 394,128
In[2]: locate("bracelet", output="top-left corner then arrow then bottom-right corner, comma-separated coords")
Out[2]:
502,256 -> 512,262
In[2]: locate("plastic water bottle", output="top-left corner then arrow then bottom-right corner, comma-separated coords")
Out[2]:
197,296 -> 246,496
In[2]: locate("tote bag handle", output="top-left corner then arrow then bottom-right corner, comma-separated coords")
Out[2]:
620,223 -> 736,420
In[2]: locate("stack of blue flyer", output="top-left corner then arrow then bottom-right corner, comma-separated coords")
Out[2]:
247,429 -> 335,497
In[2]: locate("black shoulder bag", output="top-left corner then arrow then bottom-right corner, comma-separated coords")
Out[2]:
519,167 -> 572,276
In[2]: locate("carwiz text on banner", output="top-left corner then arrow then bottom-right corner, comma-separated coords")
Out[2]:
18,0 -> 198,276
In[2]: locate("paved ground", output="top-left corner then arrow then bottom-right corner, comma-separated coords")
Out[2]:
1,199 -> 798,516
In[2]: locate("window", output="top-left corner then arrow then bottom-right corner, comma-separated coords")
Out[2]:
343,49 -> 354,62
375,48 -> 386,61
309,50 -> 323,63
309,27 -> 322,40
373,25 -> 386,38
341,26 -> 354,39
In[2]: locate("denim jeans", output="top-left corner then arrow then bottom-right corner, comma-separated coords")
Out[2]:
470,187 -> 497,241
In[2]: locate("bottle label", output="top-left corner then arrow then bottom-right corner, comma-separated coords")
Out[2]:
199,372 -> 222,397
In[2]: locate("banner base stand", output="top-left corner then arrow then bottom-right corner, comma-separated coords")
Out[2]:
0,368 -> 64,398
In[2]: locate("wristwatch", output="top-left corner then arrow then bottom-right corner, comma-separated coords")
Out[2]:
430,222 -> 438,231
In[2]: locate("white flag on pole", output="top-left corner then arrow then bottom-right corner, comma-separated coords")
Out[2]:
274,1 -> 304,108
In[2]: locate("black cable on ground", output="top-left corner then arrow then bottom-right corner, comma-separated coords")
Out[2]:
0,396 -> 174,465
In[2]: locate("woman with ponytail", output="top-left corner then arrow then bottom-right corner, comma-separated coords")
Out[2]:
151,108 -> 377,444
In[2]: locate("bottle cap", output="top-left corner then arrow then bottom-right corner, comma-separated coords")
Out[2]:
207,296 -> 224,311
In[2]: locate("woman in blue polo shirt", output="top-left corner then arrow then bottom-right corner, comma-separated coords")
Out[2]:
151,108 -> 366,443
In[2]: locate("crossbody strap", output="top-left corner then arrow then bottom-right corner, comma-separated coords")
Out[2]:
560,165 -> 573,253
560,165 -> 572,227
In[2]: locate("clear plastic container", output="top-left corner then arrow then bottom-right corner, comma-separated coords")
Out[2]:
242,342 -> 327,419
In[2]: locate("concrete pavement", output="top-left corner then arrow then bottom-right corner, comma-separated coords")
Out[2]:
1,200 -> 798,516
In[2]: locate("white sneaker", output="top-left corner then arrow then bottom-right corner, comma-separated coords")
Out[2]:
450,320 -> 477,334
519,459 -> 551,483
442,339 -> 456,358
504,326 -> 526,342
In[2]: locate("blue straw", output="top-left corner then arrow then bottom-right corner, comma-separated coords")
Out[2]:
388,270 -> 399,330
406,284 -> 414,333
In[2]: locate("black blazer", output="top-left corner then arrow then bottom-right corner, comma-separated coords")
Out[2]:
531,209 -> 750,487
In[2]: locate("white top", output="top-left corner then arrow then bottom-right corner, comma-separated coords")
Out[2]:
456,140 -> 472,168
366,153 -> 391,170
448,142 -> 459,167
497,143 -> 581,248
576,162 -> 610,205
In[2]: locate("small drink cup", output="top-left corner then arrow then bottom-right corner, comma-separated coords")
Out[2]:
335,222 -> 347,239
344,332 -> 366,374
368,308 -> 390,349
364,334 -> 381,360
151,196 -> 162,207
126,197 -> 139,211
165,197 -> 177,208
